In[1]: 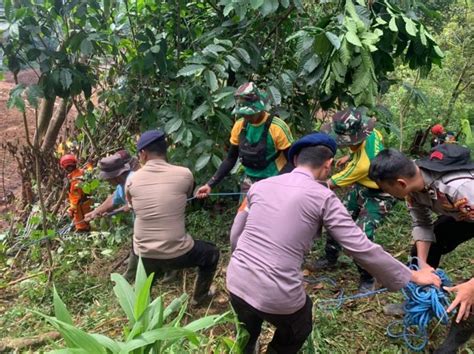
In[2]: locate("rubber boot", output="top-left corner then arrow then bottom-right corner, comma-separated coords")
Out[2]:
191,270 -> 216,307
123,251 -> 138,282
434,316 -> 474,354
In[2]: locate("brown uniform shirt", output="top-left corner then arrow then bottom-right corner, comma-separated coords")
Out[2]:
126,159 -> 194,259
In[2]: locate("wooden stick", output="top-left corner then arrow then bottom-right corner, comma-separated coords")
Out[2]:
0,331 -> 60,351
1,270 -> 47,288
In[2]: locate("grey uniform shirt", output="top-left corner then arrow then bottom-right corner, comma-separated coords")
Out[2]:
408,168 -> 474,243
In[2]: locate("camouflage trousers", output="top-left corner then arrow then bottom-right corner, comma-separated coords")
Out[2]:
325,184 -> 397,280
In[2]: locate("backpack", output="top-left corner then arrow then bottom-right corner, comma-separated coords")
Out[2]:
238,116 -> 279,170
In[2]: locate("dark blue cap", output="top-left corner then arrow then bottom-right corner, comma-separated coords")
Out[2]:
288,132 -> 338,165
137,129 -> 165,151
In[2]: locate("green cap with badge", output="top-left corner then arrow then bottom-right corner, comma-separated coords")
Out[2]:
231,82 -> 267,116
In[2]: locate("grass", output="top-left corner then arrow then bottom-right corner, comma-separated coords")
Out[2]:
0,199 -> 473,352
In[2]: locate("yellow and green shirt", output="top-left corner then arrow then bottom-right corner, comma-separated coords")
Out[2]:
230,112 -> 293,179
331,129 -> 384,189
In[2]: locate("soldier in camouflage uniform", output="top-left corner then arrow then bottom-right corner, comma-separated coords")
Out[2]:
312,108 -> 397,292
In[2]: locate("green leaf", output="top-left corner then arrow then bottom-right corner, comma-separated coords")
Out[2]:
134,274 -> 154,321
250,0 -> 264,9
205,70 -> 219,92
165,117 -> 183,134
225,55 -> 241,71
176,64 -> 206,77
90,333 -> 123,353
59,69 -> 73,91
212,155 -> 223,169
32,312 -> 106,353
203,44 -> 226,58
303,55 -> 319,73
419,27 -> 427,46
325,32 -> 341,49
184,312 -> 230,332
80,39 -> 93,56
192,103 -> 210,120
164,293 -> 188,320
389,17 -> 398,32
134,258 -> 149,305
53,286 -> 73,325
433,45 -> 444,58
235,48 -> 251,64
119,328 -> 197,354
111,273 -> 136,324
26,85 -> 43,108
7,84 -> 26,113
280,0 -> 290,8
195,154 -> 211,171
268,85 -> 281,106
346,31 -> 362,47
404,17 -> 417,37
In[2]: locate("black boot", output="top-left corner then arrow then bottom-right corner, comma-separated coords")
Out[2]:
434,316 -> 474,354
191,269 -> 217,307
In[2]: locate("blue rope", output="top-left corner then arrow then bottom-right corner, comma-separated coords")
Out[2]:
386,263 -> 452,352
303,275 -> 387,310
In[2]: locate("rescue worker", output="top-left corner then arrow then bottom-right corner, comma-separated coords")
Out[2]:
126,130 -> 220,306
196,82 -> 294,198
312,108 -> 397,292
227,132 -> 441,354
59,154 -> 92,232
430,123 -> 456,147
85,151 -> 138,280
369,145 -> 474,352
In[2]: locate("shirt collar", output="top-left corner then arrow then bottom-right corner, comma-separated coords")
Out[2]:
292,167 -> 314,179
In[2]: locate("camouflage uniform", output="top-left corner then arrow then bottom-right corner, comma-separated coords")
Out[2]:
321,109 -> 397,285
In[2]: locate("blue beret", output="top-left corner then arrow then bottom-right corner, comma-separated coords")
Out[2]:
137,130 -> 165,151
288,132 -> 338,164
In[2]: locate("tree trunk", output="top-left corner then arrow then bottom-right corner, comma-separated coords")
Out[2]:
443,62 -> 471,127
33,97 -> 56,145
41,98 -> 71,153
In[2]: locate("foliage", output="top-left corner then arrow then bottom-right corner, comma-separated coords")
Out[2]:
1,0 -> 443,185
32,259 -> 235,353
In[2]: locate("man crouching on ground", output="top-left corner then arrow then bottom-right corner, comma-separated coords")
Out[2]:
126,129 -> 220,306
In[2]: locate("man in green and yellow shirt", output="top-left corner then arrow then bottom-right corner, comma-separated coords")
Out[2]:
196,82 -> 294,198
314,108 -> 397,292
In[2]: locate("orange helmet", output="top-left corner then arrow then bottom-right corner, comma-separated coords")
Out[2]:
431,124 -> 445,136
59,154 -> 77,169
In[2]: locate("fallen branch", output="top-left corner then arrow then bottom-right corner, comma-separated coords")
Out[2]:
0,331 -> 60,351
1,270 -> 47,288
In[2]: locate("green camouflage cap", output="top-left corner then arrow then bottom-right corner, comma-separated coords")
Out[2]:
321,108 -> 376,146
231,82 -> 266,116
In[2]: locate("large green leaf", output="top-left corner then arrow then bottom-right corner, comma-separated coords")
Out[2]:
134,274 -> 154,321
205,70 -> 219,92
404,17 -> 417,37
346,31 -> 362,47
184,312 -> 230,332
192,103 -> 210,120
195,154 -> 211,171
32,312 -> 106,354
177,64 -> 206,77
235,48 -> 250,64
325,32 -> 341,50
165,117 -> 183,134
111,273 -> 136,324
389,17 -> 398,32
250,0 -> 264,10
268,85 -> 282,106
53,286 -> 73,325
119,327 -> 197,354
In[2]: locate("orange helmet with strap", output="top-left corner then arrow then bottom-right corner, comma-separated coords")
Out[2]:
60,154 -> 78,169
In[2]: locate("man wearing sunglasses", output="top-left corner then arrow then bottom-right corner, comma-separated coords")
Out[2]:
196,82 -> 294,198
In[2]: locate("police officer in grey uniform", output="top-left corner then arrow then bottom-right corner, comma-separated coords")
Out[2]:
369,144 -> 474,353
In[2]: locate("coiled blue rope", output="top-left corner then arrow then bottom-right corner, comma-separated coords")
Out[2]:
386,263 -> 452,352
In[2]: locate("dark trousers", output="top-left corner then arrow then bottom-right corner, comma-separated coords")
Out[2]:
141,240 -> 219,284
410,216 -> 473,268
230,293 -> 313,354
